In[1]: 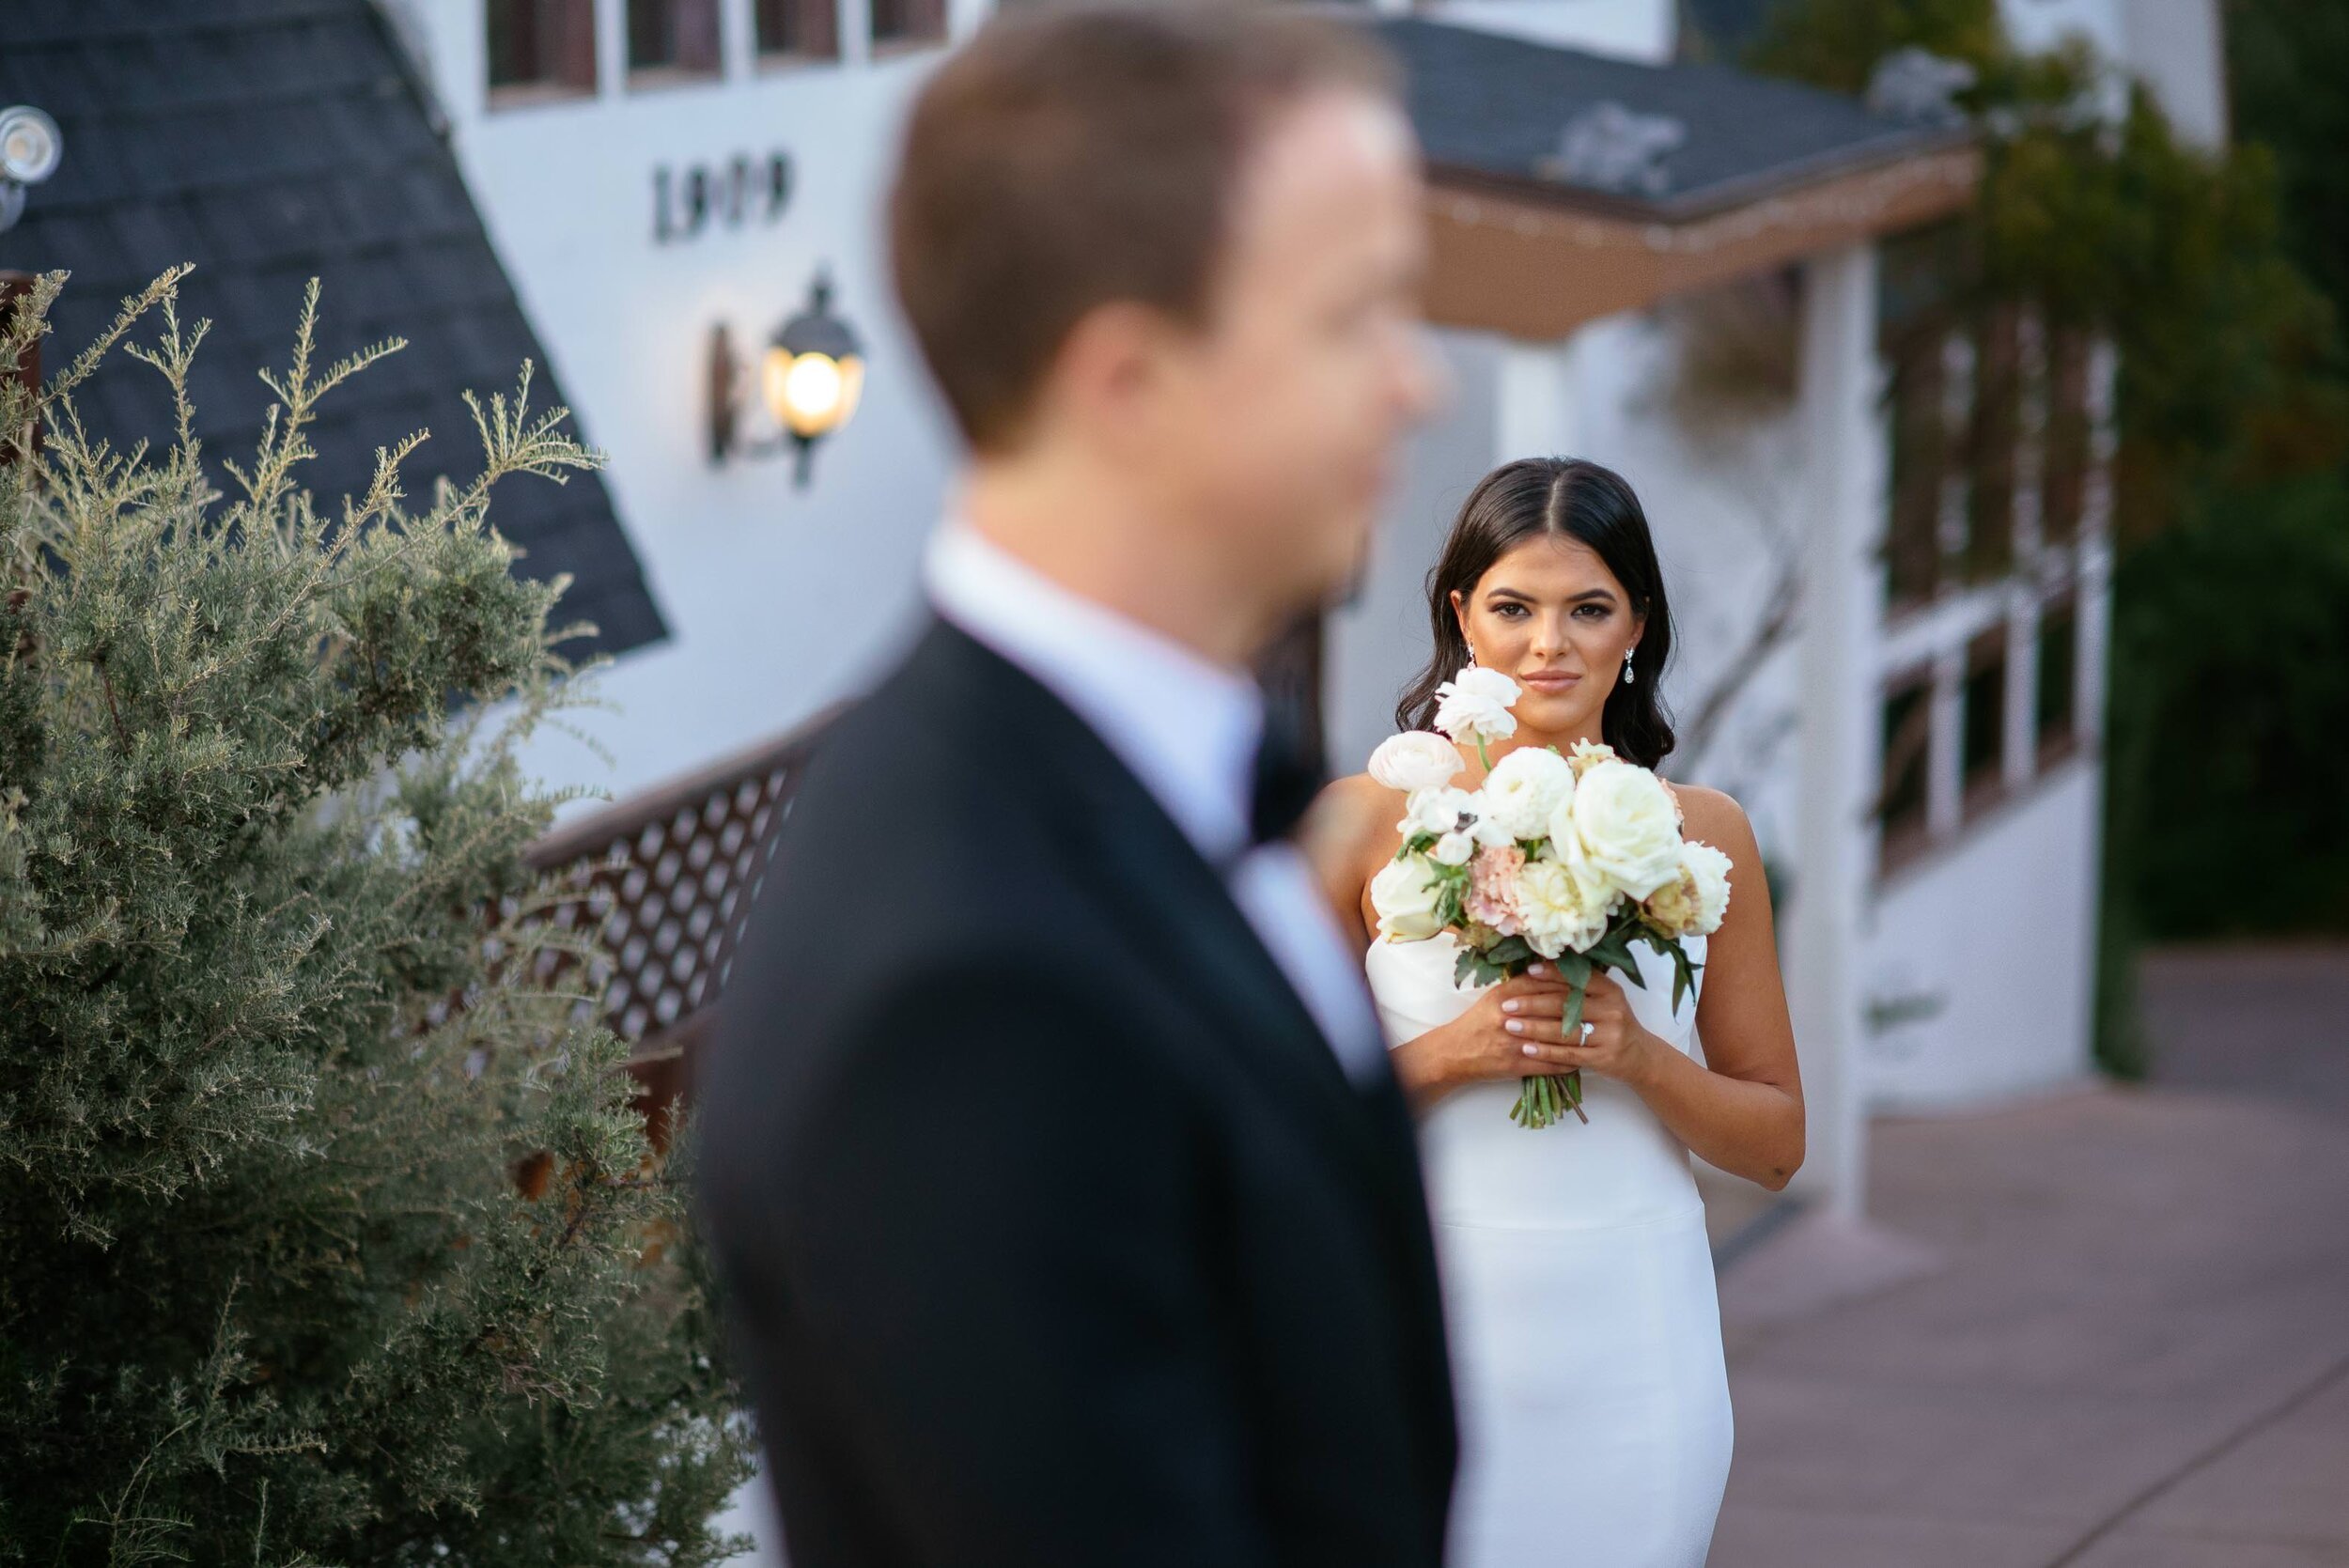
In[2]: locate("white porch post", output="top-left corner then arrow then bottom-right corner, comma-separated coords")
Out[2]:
2077,339 -> 2121,747
1788,242 -> 1884,1220
1493,331 -> 1584,466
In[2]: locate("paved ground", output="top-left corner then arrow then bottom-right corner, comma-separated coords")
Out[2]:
1706,944 -> 2349,1567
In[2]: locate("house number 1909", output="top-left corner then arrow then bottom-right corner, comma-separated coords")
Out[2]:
653,151 -> 793,243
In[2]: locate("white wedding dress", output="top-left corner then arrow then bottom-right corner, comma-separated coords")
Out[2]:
1366,930 -> 1732,1568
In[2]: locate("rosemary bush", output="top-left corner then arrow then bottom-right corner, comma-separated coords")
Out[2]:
0,270 -> 751,1565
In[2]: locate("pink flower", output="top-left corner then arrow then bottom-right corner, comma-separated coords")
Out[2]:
1464,845 -> 1527,937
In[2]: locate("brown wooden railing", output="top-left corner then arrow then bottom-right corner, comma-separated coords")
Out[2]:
518,706 -> 837,1137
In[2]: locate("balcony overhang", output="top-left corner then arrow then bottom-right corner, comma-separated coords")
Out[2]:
1422,143 -> 1982,340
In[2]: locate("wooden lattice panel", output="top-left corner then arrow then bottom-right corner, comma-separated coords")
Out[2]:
520,710 -> 835,1062
508,627 -> 1317,1065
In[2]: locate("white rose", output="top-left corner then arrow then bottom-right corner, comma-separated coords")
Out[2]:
1679,838 -> 1733,935
1545,791 -> 1579,863
1430,830 -> 1475,867
1402,785 -> 1478,840
1370,854 -> 1448,941
1368,731 -> 1465,795
1541,792 -> 1612,887
1517,858 -> 1617,959
1568,760 -> 1685,900
1480,746 -> 1573,841
1433,666 -> 1520,747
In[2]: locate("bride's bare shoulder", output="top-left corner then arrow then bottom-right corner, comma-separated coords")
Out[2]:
1665,781 -> 1759,857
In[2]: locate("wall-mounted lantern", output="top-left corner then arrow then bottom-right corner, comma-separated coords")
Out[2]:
708,269 -> 864,487
0,106 -> 64,234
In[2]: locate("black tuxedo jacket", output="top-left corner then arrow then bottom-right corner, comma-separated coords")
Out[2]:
696,618 -> 1456,1567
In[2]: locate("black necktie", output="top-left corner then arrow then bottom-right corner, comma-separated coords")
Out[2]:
1247,702 -> 1326,849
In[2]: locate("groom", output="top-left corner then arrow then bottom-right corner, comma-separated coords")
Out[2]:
696,8 -> 1452,1563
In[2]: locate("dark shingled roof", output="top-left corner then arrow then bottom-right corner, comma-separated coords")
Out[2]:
1376,17 -> 1969,220
0,0 -> 667,662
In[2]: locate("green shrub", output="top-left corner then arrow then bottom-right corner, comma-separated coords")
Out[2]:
0,271 -> 752,1565
2107,474 -> 2349,940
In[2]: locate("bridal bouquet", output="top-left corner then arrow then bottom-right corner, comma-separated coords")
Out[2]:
1367,668 -> 1732,1128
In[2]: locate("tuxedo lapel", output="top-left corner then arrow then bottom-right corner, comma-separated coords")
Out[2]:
900,619 -> 1399,1186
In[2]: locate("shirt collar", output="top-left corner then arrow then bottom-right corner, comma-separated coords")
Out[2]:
924,519 -> 1262,862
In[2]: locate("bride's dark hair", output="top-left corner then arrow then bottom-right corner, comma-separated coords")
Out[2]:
1395,458 -> 1678,768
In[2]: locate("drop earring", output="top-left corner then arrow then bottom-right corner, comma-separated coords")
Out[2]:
1623,648 -> 1637,685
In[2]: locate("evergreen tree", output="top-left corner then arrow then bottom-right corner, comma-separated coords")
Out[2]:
0,270 -> 753,1564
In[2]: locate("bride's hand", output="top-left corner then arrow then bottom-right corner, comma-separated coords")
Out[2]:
1391,965 -> 1578,1106
1498,969 -> 1663,1088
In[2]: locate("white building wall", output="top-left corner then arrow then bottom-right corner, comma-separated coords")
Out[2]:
1402,0 -> 1675,64
1864,763 -> 2101,1107
1996,0 -> 2226,146
1327,331 -> 1502,777
403,0 -> 973,809
2117,0 -> 2228,147
1998,0 -> 2130,59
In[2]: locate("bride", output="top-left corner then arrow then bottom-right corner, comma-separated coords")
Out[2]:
1310,458 -> 1806,1567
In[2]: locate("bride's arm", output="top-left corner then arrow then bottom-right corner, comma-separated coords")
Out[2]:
1624,788 -> 1805,1188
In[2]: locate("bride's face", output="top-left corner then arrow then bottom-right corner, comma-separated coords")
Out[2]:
1450,534 -> 1644,740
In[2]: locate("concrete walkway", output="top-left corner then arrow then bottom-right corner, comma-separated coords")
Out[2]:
1707,945 -> 2349,1567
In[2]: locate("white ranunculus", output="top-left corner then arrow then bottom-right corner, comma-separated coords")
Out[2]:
1679,838 -> 1733,934
1368,731 -> 1465,795
1480,746 -> 1574,841
1568,760 -> 1686,900
1430,830 -> 1475,867
1468,793 -> 1518,850
1402,785 -> 1478,840
1566,737 -> 1617,778
1370,853 -> 1448,941
1516,858 -> 1617,959
1433,666 -> 1521,747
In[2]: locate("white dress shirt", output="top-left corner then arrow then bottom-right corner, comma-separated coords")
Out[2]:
924,520 -> 1388,1085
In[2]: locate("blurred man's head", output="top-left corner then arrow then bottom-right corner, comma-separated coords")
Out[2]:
891,4 -> 1437,654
